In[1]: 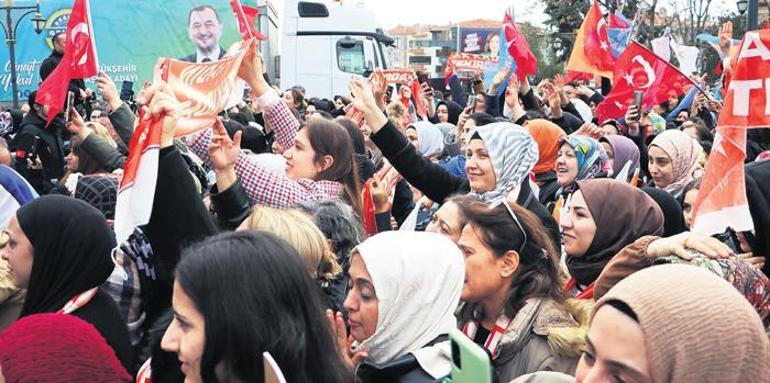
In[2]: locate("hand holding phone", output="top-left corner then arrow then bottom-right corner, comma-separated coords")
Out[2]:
64,91 -> 75,123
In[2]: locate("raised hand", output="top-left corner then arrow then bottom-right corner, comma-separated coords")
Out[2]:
571,122 -> 604,139
66,107 -> 90,138
143,81 -> 181,148
94,71 -> 121,110
326,309 -> 368,370
209,119 -> 242,171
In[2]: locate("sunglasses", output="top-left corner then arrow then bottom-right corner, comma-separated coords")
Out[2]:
497,199 -> 528,255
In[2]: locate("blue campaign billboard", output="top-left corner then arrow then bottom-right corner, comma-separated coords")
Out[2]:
1,0 -> 258,103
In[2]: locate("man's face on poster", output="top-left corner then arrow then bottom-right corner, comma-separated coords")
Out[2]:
188,7 -> 222,53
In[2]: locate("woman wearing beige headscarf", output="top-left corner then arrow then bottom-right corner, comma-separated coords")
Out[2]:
647,130 -> 703,199
576,264 -> 770,383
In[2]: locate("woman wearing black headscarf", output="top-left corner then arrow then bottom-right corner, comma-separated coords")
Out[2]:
641,187 -> 688,237
1,195 -> 133,372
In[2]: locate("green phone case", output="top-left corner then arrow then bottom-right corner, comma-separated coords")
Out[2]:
449,328 -> 493,383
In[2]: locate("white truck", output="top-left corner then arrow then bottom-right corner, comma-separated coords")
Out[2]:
256,0 -> 394,98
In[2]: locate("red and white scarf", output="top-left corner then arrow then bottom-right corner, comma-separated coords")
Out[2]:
56,287 -> 98,315
461,314 -> 512,359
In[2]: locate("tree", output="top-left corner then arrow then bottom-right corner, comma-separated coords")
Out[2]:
542,0 -> 591,62
669,0 -> 716,45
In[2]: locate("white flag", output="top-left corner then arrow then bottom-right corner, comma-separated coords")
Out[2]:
651,35 -> 671,62
670,40 -> 700,75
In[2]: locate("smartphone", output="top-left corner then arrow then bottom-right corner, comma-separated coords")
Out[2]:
632,90 -> 644,111
64,91 -> 74,122
449,329 -> 493,383
120,81 -> 134,101
467,95 -> 477,110
417,72 -> 430,85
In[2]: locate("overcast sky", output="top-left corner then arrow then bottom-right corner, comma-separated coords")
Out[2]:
271,0 -> 737,29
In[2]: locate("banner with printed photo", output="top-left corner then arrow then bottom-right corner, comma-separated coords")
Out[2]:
1,0 -> 260,102
459,28 -> 502,61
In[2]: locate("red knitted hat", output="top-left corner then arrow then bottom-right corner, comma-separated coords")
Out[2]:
0,313 -> 130,382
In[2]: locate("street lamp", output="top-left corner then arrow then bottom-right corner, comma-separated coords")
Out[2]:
737,0 -> 759,30
737,0 -> 748,14
0,0 -> 45,108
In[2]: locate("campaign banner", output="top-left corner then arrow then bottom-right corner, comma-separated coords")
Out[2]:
1,0 -> 255,102
448,52 -> 497,74
380,69 -> 417,85
459,28 -> 501,60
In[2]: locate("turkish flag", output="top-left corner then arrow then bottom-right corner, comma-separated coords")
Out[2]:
503,5 -> 537,80
36,0 -> 98,126
595,41 -> 696,121
230,0 -> 265,41
583,0 -> 614,72
692,30 -> 770,235
113,108 -> 163,243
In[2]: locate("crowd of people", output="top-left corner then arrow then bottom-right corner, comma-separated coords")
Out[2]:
0,17 -> 769,383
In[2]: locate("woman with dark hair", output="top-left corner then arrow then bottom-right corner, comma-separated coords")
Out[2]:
681,178 -> 702,229
336,116 -> 375,182
161,231 -> 352,383
189,49 -> 362,216
282,87 -> 307,120
457,198 -> 587,381
1,195 -> 133,372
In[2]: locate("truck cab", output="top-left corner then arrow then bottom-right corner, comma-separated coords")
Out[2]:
277,0 -> 393,98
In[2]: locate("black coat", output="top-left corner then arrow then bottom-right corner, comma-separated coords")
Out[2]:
370,120 -> 561,250
178,46 -> 227,63
12,112 -> 66,194
40,51 -> 87,98
74,289 -> 135,374
357,335 -> 448,383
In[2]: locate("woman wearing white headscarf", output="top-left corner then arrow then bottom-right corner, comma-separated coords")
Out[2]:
328,231 -> 464,382
405,121 -> 445,160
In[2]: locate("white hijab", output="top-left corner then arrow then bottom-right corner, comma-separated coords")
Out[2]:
410,121 -> 445,159
353,231 -> 464,379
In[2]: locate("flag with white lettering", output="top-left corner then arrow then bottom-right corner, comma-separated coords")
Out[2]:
692,30 -> 770,235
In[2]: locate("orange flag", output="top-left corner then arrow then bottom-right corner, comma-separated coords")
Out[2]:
164,39 -> 255,137
566,2 -> 614,79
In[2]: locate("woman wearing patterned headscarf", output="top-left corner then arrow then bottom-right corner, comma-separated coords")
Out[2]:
648,130 -> 703,199
555,136 -> 609,196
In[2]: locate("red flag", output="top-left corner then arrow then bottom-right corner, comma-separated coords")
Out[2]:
583,0 -> 614,72
503,5 -> 537,80
230,0 -> 265,41
692,30 -> 770,234
595,41 -> 696,121
36,0 -> 98,126
114,103 -> 164,243
362,180 -> 378,235
564,70 -> 593,83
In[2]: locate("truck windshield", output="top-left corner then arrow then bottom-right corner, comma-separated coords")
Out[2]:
336,37 -> 379,75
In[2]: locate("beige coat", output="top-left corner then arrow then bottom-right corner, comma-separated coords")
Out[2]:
494,298 -> 590,383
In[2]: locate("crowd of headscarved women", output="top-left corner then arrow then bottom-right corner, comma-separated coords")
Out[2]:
0,42 -> 768,382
